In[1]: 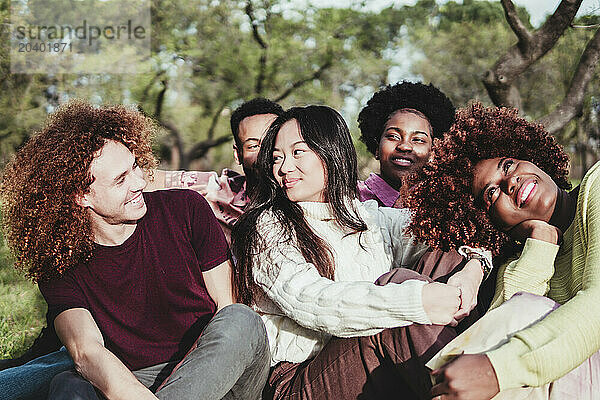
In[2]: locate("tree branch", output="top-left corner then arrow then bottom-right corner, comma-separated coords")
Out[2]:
187,135 -> 232,161
0,129 -> 13,141
185,102 -> 230,164
246,0 -> 268,95
483,0 -> 583,108
538,26 -> 600,134
536,0 -> 583,57
274,59 -> 333,102
206,103 -> 227,140
500,0 -> 532,52
154,79 -> 168,119
141,84 -> 186,169
140,70 -> 166,105
158,119 -> 186,169
572,23 -> 600,29
245,1 -> 267,49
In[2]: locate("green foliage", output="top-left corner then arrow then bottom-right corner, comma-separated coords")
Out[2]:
401,0 -> 600,168
402,0 -> 528,107
1,0 -> 597,170
0,214 -> 45,358
0,0 -> 410,169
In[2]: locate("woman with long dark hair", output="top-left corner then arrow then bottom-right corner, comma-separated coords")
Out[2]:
406,102 -> 600,399
232,105 -> 485,399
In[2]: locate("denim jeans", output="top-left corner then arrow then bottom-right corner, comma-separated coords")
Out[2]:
0,347 -> 73,400
48,304 -> 270,400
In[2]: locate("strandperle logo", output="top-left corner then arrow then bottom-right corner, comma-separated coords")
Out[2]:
15,20 -> 147,47
10,0 -> 151,74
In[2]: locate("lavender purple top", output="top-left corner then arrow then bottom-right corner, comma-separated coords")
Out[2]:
39,189 -> 230,370
357,173 -> 401,208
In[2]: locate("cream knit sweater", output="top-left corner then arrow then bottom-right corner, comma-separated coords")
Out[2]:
252,199 -> 431,366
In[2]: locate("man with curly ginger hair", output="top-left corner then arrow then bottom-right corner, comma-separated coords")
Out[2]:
357,81 -> 455,207
0,98 -> 283,380
1,100 -> 269,400
406,102 -> 600,399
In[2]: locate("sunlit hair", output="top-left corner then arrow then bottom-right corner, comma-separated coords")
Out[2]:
232,105 -> 367,305
358,81 -> 455,155
2,100 -> 157,282
405,102 -> 570,256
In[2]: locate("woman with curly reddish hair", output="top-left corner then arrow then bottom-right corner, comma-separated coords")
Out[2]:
406,102 -> 600,399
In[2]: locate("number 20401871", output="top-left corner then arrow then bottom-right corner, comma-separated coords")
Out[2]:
18,42 -> 72,52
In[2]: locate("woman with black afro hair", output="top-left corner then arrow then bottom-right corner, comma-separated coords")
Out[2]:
356,82 -> 498,328
357,81 -> 455,207
406,102 -> 600,399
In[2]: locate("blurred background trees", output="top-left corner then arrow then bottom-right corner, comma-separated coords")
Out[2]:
1,0 -> 599,178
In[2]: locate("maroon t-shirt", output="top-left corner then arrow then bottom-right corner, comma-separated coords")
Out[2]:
39,189 -> 230,370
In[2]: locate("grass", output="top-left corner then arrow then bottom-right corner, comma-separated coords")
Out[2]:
0,235 -> 46,359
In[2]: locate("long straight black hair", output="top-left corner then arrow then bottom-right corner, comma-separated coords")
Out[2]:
232,105 -> 368,305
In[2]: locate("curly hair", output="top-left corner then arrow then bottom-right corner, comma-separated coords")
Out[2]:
2,100 -> 157,282
405,102 -> 570,256
358,81 -> 455,155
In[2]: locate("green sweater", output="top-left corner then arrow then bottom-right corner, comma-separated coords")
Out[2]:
487,160 -> 600,391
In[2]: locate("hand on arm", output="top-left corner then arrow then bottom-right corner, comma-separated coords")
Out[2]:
202,260 -> 235,310
54,308 -> 158,400
421,282 -> 462,326
430,354 -> 499,400
447,259 -> 484,321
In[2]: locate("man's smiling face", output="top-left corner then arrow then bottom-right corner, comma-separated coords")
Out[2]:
79,140 -> 148,227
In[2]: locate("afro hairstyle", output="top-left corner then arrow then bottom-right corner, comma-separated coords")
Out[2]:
358,81 -> 455,155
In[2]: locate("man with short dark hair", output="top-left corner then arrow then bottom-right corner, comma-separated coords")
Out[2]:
147,97 -> 283,242
230,97 -> 284,188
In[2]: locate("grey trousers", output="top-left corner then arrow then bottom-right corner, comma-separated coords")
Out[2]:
48,304 -> 270,400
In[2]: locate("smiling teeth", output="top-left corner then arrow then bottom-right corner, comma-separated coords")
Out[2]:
520,182 -> 535,204
393,158 -> 412,165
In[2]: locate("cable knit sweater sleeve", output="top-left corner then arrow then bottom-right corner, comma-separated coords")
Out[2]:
253,211 -> 431,338
363,201 -> 429,268
487,162 -> 600,390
